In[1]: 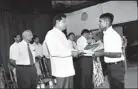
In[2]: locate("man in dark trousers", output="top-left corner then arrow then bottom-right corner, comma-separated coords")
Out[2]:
11,30 -> 38,88
9,34 -> 21,82
77,29 -> 94,89
94,13 -> 126,89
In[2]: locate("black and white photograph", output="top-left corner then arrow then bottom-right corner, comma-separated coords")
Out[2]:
0,0 -> 138,89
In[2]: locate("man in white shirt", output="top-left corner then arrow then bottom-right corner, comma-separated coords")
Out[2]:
77,29 -> 89,51
32,36 -> 43,76
32,36 -> 43,57
67,32 -> 78,51
12,30 -> 37,88
9,34 -> 21,82
45,14 -> 80,88
10,34 -> 21,64
67,32 -> 79,89
77,29 -> 94,89
94,13 -> 126,89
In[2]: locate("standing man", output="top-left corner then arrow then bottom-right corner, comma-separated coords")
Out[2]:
12,30 -> 38,88
32,36 -> 43,76
45,14 -> 79,88
67,32 -> 79,89
94,13 -> 126,89
77,29 -> 89,51
77,29 -> 94,89
10,34 -> 21,63
10,34 -> 21,61
67,32 -> 78,51
9,34 -> 21,82
32,36 -> 43,58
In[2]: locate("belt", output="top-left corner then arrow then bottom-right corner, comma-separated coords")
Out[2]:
108,61 -> 123,65
17,64 -> 35,67
79,56 -> 92,58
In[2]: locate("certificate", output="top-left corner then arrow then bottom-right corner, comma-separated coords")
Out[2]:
83,40 -> 104,56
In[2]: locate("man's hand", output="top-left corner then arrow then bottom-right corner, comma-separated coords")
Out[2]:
72,51 -> 80,58
35,56 -> 41,62
94,50 -> 104,57
9,59 -> 16,68
78,52 -> 86,57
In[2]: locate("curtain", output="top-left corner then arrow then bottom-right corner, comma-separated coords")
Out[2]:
0,11 -> 53,72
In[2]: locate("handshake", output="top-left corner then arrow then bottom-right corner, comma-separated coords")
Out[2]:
71,50 -> 86,58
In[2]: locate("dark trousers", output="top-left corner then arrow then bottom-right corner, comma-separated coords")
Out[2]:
16,65 -> 38,89
79,56 -> 94,89
107,61 -> 126,89
55,76 -> 73,89
73,58 -> 81,89
100,56 -> 108,76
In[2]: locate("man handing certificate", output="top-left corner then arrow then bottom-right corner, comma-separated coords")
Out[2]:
83,40 -> 104,56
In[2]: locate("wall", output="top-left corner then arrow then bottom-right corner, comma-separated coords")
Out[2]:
66,4 -> 102,35
102,1 -> 137,24
66,1 -> 138,35
113,26 -> 123,37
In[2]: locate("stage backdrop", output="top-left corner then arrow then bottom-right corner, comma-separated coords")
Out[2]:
0,11 -> 54,72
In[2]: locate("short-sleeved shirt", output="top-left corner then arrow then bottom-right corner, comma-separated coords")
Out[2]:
77,36 -> 88,51
11,40 -> 36,65
32,42 -> 43,57
68,39 -> 78,51
103,26 -> 124,63
10,42 -> 19,60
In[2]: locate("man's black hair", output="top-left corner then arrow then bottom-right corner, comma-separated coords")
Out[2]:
13,33 -> 20,38
81,29 -> 89,35
68,32 -> 75,37
53,13 -> 66,26
32,35 -> 39,41
100,13 -> 114,24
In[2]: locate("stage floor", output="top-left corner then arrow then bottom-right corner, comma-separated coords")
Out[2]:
97,66 -> 138,88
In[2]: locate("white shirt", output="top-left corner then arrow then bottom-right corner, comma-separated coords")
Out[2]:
9,42 -> 18,75
10,42 -> 19,60
32,42 -> 43,57
77,36 -> 88,51
12,40 -> 36,65
45,27 -> 75,77
77,36 -> 93,56
103,26 -> 124,63
42,40 -> 50,59
68,39 -> 78,51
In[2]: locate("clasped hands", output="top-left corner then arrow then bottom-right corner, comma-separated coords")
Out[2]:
72,50 -> 86,58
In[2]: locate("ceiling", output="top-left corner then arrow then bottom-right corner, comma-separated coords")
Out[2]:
52,0 -> 110,13
52,1 -> 89,8
0,0 -> 110,13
